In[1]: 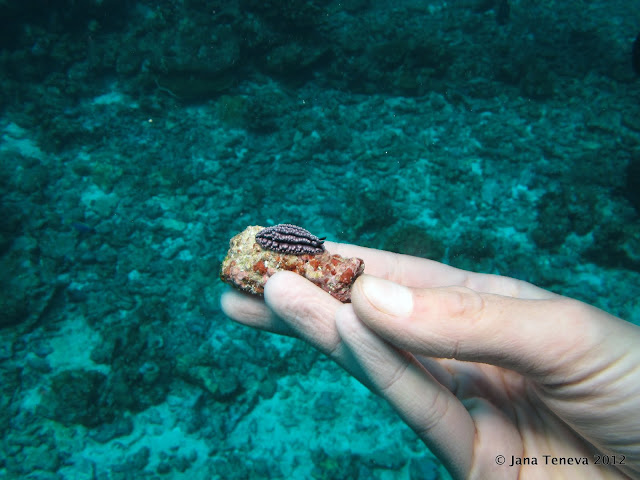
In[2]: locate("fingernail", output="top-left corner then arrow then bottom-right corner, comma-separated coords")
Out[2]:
360,276 -> 414,317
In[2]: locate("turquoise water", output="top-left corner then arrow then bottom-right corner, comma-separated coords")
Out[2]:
0,1 -> 639,478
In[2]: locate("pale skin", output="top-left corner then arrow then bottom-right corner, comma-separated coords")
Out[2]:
221,241 -> 640,479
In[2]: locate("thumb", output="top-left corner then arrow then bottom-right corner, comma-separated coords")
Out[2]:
350,275 -> 626,381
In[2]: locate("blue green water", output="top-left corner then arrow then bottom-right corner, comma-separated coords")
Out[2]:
0,0 -> 639,478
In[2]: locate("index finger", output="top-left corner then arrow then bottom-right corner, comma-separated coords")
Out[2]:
325,241 -> 556,300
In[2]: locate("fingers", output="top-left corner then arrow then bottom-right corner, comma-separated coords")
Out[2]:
221,240 -> 554,337
262,271 -> 380,390
334,305 -> 475,479
350,275 -> 626,380
220,289 -> 295,336
324,241 -> 555,300
263,271 -> 345,355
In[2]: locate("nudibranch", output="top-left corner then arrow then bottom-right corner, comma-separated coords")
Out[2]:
255,223 -> 325,255
220,225 -> 364,303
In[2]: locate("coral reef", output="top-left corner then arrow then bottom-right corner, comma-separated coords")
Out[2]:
221,226 -> 364,302
0,1 -> 639,477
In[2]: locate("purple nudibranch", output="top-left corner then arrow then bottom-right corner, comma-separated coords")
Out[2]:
255,224 -> 326,255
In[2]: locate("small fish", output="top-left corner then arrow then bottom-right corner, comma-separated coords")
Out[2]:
70,221 -> 96,235
496,0 -> 510,25
633,33 -> 640,75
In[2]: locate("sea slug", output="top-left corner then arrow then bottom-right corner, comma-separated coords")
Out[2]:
220,226 -> 364,303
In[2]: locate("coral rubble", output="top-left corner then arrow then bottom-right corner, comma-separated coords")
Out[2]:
221,226 -> 364,302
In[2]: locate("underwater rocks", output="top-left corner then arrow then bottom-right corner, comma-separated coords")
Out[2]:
221,226 -> 364,303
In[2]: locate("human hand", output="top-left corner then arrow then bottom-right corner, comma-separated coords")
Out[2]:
221,241 -> 640,479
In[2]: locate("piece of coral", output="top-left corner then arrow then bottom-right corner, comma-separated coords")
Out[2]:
220,226 -> 364,303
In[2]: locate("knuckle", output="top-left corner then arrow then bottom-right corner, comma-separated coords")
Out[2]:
378,356 -> 411,394
549,297 -> 593,330
441,286 -> 486,321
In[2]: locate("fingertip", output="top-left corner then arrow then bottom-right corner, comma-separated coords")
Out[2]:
263,270 -> 302,307
220,290 -> 232,318
219,288 -> 246,319
219,287 -> 271,323
264,269 -> 298,291
352,274 -> 414,319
